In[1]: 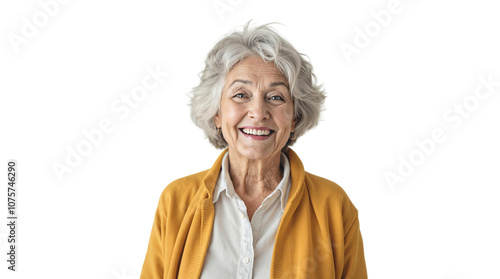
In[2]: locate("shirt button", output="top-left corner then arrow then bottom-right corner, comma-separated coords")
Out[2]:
243,257 -> 250,264
240,212 -> 245,219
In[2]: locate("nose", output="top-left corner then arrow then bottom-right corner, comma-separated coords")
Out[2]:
248,97 -> 269,122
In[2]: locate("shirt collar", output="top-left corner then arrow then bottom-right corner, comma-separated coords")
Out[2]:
212,152 -> 291,212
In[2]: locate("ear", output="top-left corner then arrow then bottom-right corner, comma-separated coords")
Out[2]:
291,119 -> 296,131
214,112 -> 221,128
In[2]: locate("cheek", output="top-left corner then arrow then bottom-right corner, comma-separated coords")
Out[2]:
222,104 -> 245,126
278,107 -> 295,130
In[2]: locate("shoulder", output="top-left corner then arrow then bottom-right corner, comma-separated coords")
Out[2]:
154,149 -> 226,213
304,172 -> 349,200
287,148 -> 357,213
303,171 -> 358,216
156,169 -> 211,210
161,169 -> 210,198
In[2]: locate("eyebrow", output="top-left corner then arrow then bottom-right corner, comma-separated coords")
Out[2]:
229,80 -> 289,89
229,79 -> 252,87
270,82 -> 289,89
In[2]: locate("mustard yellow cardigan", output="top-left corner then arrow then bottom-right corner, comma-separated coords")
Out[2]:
141,148 -> 367,278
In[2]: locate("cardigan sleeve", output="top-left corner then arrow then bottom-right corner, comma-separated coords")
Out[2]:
140,193 -> 168,279
342,213 -> 368,279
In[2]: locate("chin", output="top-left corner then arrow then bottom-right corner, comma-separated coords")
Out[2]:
234,144 -> 279,160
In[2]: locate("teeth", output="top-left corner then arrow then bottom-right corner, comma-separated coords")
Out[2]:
242,128 -> 271,136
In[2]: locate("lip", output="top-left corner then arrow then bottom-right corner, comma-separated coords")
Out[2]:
239,126 -> 273,131
239,127 -> 275,140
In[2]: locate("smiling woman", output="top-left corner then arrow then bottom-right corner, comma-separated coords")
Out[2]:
140,22 -> 368,278
217,57 -> 294,164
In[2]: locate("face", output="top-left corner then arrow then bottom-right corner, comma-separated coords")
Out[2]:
215,55 -> 296,161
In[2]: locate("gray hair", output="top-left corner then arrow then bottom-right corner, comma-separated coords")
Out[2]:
189,21 -> 326,149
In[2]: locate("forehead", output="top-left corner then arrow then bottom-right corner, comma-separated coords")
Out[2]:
226,56 -> 288,85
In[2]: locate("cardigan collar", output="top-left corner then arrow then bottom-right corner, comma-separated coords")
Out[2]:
202,147 -> 306,214
211,151 -> 291,212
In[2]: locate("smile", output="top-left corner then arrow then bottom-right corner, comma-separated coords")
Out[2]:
241,128 -> 273,136
239,128 -> 275,139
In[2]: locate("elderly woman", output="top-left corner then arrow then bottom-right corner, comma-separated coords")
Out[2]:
141,23 -> 367,278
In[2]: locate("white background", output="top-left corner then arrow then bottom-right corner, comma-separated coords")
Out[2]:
1,0 -> 499,278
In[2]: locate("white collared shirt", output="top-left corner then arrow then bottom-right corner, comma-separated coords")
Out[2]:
199,152 -> 291,279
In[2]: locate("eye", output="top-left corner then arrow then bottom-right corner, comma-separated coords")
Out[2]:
269,95 -> 284,101
233,91 -> 248,99
233,93 -> 247,98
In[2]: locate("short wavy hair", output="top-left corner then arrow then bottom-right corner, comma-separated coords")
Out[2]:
189,21 -> 326,149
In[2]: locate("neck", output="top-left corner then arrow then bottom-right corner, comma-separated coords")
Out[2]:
227,149 -> 283,199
